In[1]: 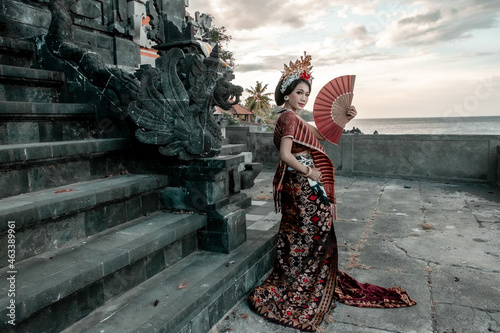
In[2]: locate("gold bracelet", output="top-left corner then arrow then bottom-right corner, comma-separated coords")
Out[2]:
304,166 -> 312,177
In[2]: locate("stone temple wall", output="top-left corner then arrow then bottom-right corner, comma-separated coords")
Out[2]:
226,126 -> 500,185
1,0 -> 140,68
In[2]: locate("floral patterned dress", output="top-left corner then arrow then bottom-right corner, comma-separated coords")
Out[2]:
247,110 -> 416,332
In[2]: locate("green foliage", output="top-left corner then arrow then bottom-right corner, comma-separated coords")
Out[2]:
245,81 -> 273,122
297,109 -> 314,122
208,25 -> 235,68
223,111 -> 239,125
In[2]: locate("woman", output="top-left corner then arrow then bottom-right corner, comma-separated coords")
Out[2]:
247,53 -> 416,332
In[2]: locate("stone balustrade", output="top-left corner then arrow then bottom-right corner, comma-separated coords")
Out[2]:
227,126 -> 500,185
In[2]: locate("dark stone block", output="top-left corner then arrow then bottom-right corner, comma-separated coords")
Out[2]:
0,204 -> 39,232
191,307 -> 209,333
115,37 -> 141,67
229,192 -> 252,210
24,144 -> 53,160
229,210 -> 247,249
0,168 -> 28,198
197,229 -> 225,253
198,207 -> 246,253
0,145 -> 24,163
39,120 -> 63,142
4,1 -> 51,28
51,140 -> 95,157
177,324 -> 191,333
90,153 -> 128,178
126,196 -> 142,221
229,166 -> 241,193
4,84 -> 58,103
220,283 -> 237,320
206,206 -> 245,233
84,207 -> 106,236
105,201 -> 128,228
160,187 -> 187,210
73,29 -> 114,65
62,120 -> 93,141
241,162 -> 263,189
186,179 -> 228,210
181,232 -> 198,257
141,192 -> 159,216
28,161 -> 91,193
103,259 -> 147,302
7,121 -> 39,144
128,176 -> 162,195
16,259 -> 102,321
145,248 -> 166,279
234,271 -> 247,300
14,213 -> 86,263
0,122 -> 7,144
37,195 -> 89,220
207,296 -> 220,329
94,184 -> 129,203
164,239 -> 182,268
10,280 -> 104,333
89,155 -> 108,176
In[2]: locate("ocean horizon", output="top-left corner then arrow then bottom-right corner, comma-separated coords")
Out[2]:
334,115 -> 500,135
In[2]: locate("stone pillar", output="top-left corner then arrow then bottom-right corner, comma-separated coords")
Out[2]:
154,0 -> 196,49
160,155 -> 250,253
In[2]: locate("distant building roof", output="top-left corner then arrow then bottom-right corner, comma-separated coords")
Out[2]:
214,103 -> 254,116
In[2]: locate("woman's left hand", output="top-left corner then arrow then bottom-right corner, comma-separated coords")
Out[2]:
347,105 -> 357,120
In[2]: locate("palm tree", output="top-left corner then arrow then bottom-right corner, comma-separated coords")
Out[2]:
245,81 -> 273,123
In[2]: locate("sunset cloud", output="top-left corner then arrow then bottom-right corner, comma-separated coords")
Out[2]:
188,0 -> 500,118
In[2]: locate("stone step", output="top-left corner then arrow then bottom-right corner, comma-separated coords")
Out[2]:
0,36 -> 36,67
0,64 -> 65,85
0,101 -> 95,117
220,144 -> 263,190
0,138 -> 129,164
60,227 -> 278,333
0,138 -> 131,198
0,1 -> 50,41
0,210 -> 207,333
0,174 -> 168,265
0,64 -> 65,103
220,143 -> 248,156
0,101 -> 98,145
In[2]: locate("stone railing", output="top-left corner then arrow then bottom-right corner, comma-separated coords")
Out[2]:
497,146 -> 500,187
227,126 -> 500,185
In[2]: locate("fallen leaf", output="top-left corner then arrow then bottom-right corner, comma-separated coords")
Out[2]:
54,189 -> 75,194
177,279 -> 190,289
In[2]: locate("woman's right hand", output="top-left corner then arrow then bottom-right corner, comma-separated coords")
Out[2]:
308,167 -> 322,181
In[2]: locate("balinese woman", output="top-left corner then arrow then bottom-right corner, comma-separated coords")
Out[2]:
247,53 -> 416,332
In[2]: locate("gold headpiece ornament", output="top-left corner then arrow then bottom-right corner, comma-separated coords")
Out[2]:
280,51 -> 314,93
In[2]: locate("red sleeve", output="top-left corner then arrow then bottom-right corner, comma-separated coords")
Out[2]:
277,111 -> 298,139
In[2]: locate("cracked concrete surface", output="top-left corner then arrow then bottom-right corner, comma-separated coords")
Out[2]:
210,171 -> 500,333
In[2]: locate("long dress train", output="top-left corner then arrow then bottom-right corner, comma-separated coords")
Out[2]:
247,110 -> 415,332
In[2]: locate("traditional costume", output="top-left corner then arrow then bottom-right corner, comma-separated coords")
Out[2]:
247,53 -> 416,332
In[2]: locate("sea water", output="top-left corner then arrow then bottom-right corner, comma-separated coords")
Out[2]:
343,116 -> 500,135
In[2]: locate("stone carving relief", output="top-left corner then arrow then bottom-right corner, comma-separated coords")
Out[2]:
44,0 -> 242,160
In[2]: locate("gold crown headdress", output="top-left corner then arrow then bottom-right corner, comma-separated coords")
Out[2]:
280,52 -> 314,93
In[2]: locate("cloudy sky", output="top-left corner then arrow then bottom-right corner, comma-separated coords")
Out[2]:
188,0 -> 499,119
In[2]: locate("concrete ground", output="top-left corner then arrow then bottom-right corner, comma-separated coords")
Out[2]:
210,168 -> 500,333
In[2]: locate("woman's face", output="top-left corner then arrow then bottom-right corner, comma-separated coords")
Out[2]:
286,82 -> 310,111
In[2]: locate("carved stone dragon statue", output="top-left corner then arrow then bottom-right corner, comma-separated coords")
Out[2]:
45,0 -> 243,160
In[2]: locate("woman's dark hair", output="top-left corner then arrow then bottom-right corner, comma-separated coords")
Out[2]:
274,78 -> 311,106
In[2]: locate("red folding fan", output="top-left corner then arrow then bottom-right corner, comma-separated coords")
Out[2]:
313,75 -> 356,144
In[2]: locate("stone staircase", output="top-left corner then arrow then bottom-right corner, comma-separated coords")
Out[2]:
0,35 -> 272,333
